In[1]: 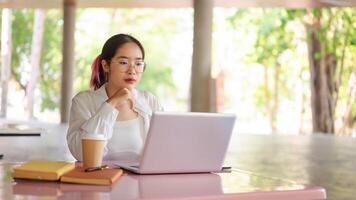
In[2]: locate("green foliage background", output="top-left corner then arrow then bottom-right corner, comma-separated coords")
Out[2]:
1,7 -> 355,134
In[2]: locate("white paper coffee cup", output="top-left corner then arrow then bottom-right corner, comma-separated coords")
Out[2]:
82,134 -> 106,169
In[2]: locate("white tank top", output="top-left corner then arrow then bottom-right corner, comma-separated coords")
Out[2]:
105,117 -> 144,161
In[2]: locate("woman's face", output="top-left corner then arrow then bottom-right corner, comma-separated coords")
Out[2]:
102,42 -> 144,91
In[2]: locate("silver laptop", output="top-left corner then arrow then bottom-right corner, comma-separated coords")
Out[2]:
116,112 -> 236,174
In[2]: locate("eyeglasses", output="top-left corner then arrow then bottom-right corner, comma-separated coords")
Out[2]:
111,58 -> 146,73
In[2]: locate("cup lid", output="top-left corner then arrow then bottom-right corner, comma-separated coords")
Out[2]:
82,134 -> 106,141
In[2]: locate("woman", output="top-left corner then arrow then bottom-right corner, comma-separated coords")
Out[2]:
67,34 -> 163,161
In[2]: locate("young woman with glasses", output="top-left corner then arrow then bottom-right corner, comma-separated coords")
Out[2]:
67,34 -> 163,161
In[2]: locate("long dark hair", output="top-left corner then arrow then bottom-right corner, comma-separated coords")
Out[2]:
90,34 -> 145,90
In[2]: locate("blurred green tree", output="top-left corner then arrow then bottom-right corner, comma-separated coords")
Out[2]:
229,9 -> 301,133
7,9 -> 178,120
228,8 -> 356,134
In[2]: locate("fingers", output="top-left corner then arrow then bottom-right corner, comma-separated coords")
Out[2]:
128,96 -> 135,109
110,88 -> 135,109
121,88 -> 133,104
122,88 -> 135,109
119,88 -> 130,99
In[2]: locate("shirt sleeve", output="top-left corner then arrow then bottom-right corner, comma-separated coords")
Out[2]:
153,95 -> 164,111
66,93 -> 119,161
144,91 -> 164,112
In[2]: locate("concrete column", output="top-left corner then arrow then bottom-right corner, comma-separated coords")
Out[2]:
0,9 -> 12,117
60,0 -> 76,123
190,0 -> 214,112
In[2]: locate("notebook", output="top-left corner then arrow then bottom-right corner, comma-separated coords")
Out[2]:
60,166 -> 123,185
116,111 -> 236,174
13,160 -> 75,181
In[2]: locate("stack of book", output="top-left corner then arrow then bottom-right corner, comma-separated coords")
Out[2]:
13,160 -> 123,185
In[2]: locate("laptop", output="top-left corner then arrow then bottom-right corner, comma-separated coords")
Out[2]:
116,112 -> 236,174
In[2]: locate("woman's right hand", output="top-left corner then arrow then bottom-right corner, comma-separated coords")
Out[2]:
106,88 -> 134,110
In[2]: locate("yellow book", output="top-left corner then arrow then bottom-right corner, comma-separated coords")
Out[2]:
13,160 -> 75,181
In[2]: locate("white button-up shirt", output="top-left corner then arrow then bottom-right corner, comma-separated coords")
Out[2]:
67,84 -> 163,161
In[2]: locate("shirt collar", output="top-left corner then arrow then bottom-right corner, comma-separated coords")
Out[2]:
95,84 -> 108,100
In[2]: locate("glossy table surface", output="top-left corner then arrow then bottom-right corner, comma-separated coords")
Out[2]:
0,120 -> 351,199
1,162 -> 325,200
